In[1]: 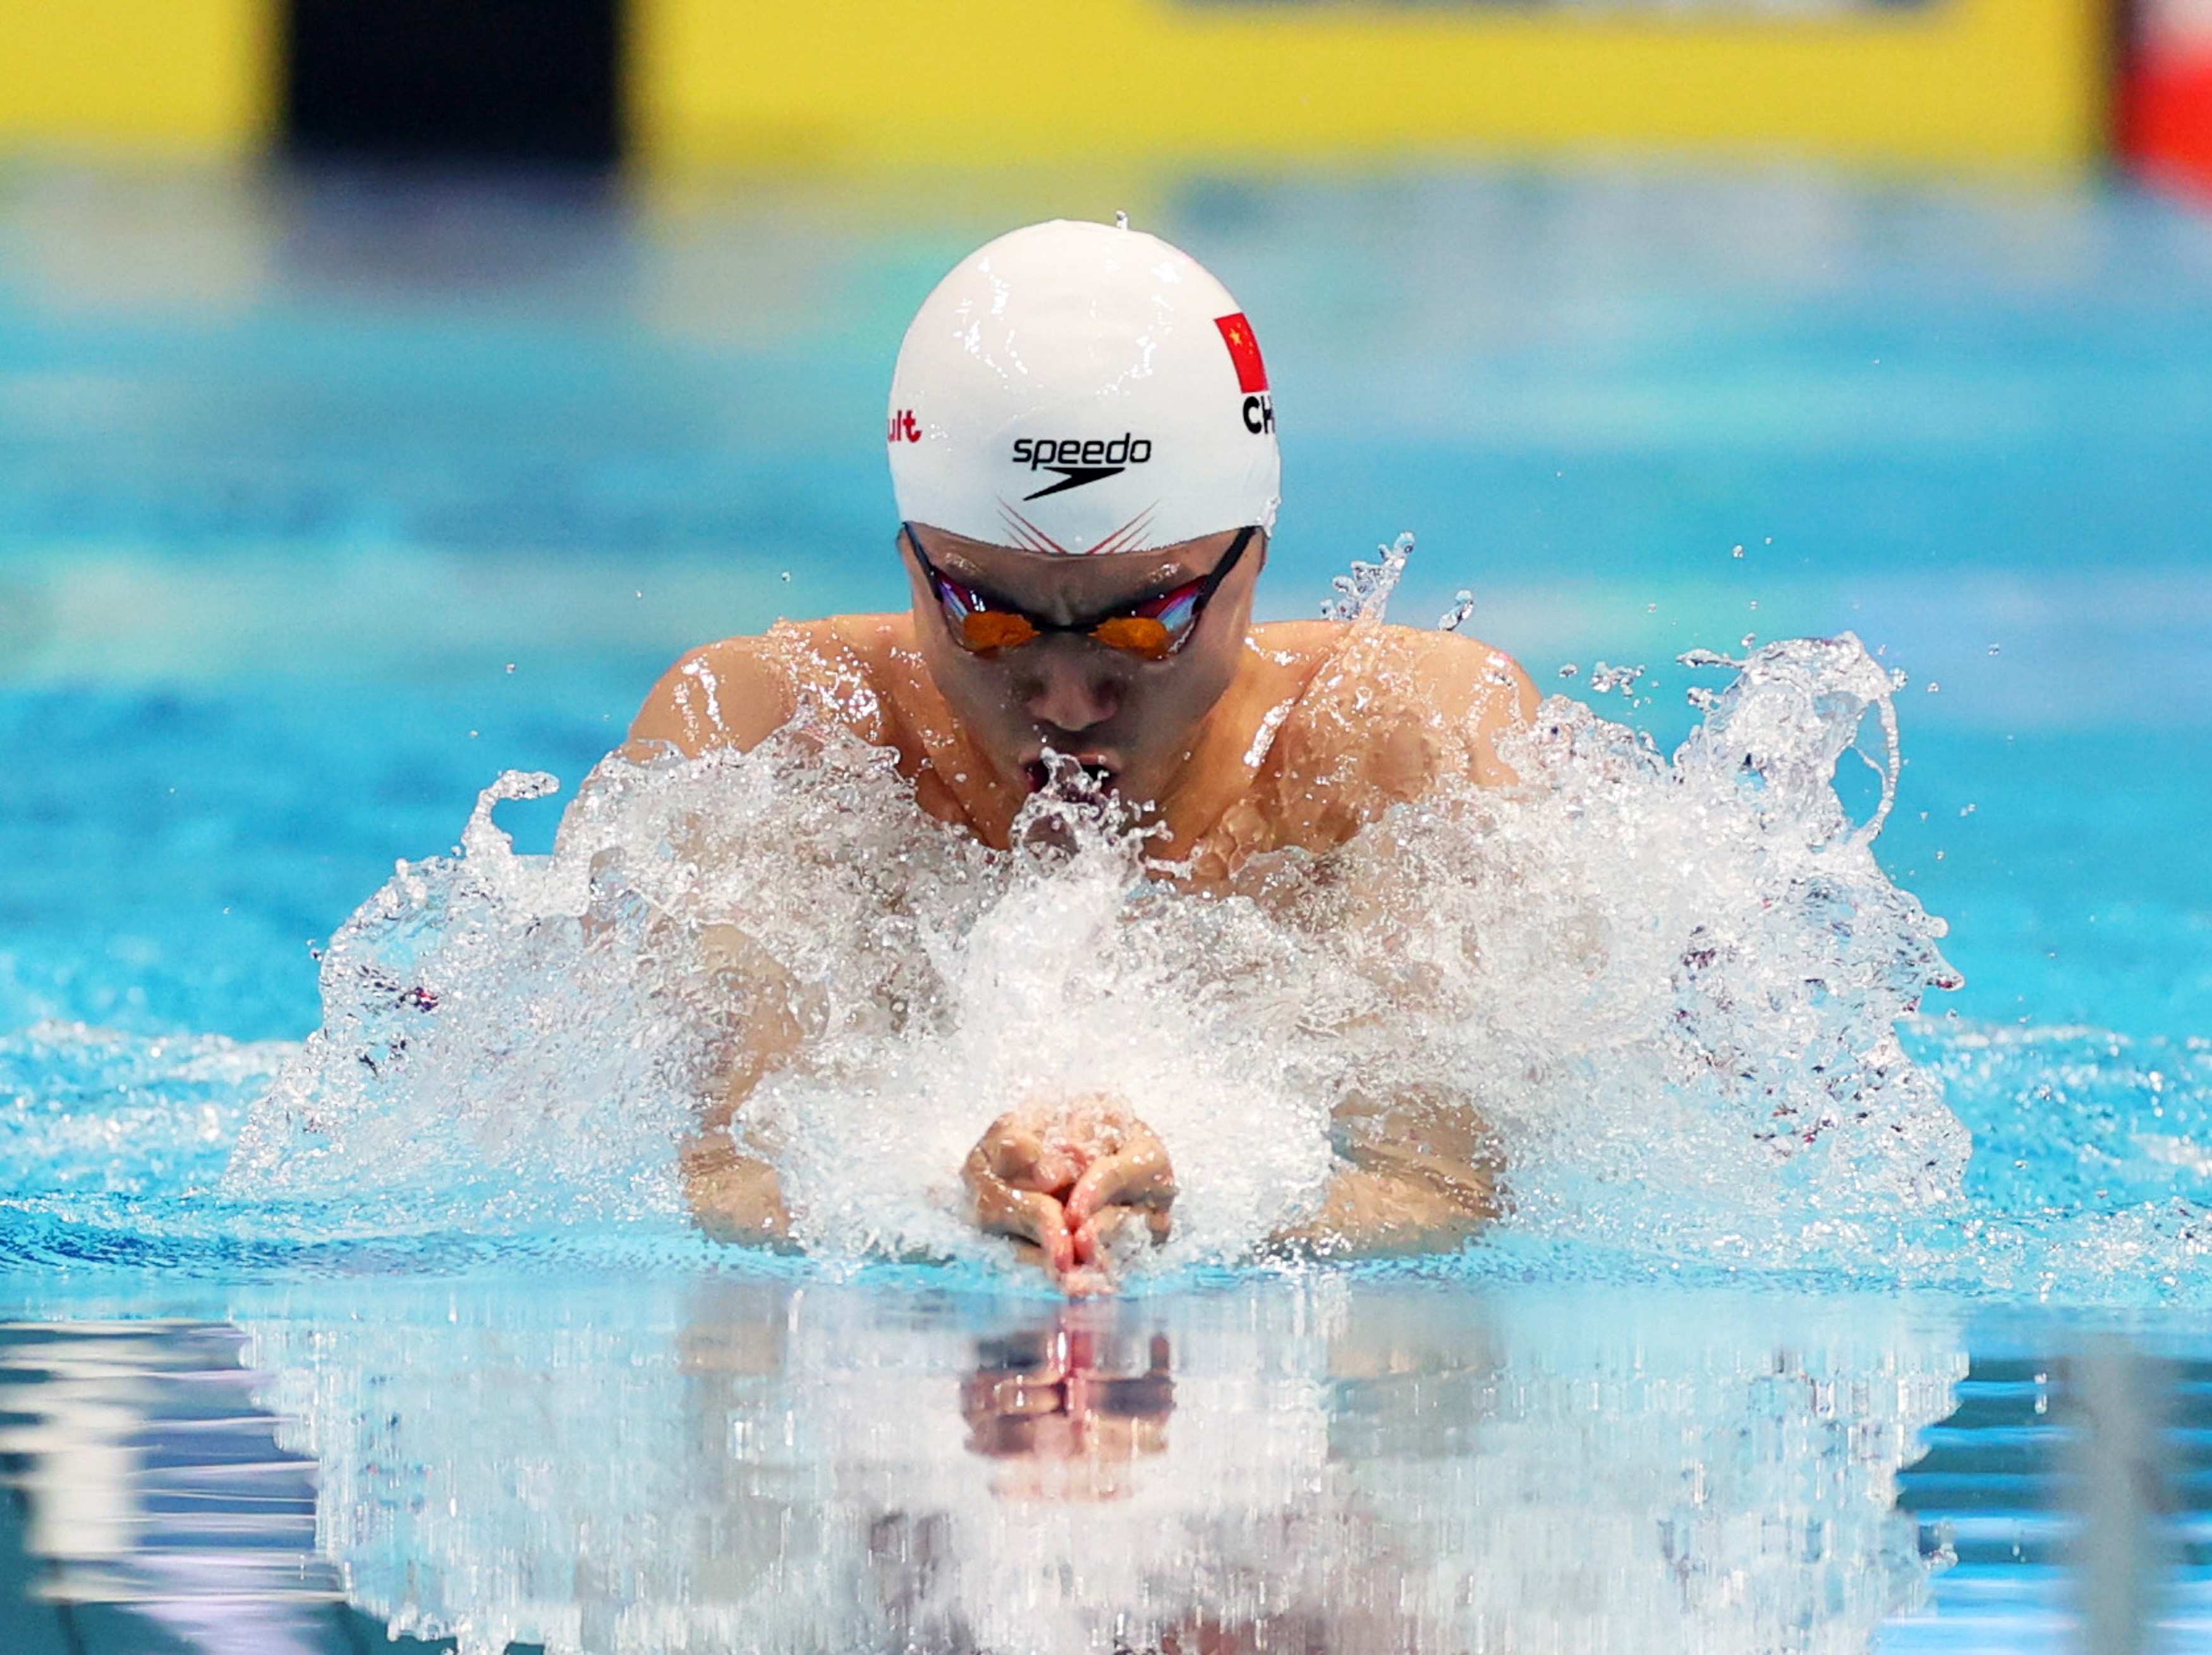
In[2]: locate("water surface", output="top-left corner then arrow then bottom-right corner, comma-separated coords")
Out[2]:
2,157 -> 2209,1650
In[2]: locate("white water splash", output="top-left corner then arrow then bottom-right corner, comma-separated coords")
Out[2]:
1476,633 -> 1963,1267
218,591 -> 1984,1284
1320,530 -> 1414,622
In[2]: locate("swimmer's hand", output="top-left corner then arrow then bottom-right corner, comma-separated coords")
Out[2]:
681,1134 -> 795,1249
963,1100 -> 1174,1295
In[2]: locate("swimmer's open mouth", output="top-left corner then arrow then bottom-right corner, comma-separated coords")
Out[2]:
1023,759 -> 1117,793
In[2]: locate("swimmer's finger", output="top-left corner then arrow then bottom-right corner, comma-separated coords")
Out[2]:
963,1142 -> 1055,1237
1003,1238 -> 1064,1286
1066,1131 -> 1176,1228
985,1123 -> 1049,1186
965,1144 -> 1076,1275
1073,1202 -> 1174,1271
992,1188 -> 1076,1278
978,1112 -> 1078,1194
1072,1204 -> 1123,1267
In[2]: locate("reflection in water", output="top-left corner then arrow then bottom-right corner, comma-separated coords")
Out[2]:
960,1313 -> 1174,1502
218,1277 -> 1959,1655
0,1285 -> 1973,1654
1886,1346 -> 2212,1651
0,1322 -> 341,1654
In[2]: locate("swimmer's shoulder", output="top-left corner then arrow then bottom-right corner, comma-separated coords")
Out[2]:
1245,618 -> 1346,668
1376,623 -> 1540,734
1250,620 -> 1536,712
627,633 -> 796,759
1248,620 -> 1539,786
627,613 -> 916,759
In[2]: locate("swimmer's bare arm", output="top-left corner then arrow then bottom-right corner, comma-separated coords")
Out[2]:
679,924 -> 808,1247
621,639 -> 805,1244
1272,1096 -> 1501,1257
1254,621 -> 1538,793
1268,631 -> 1531,1252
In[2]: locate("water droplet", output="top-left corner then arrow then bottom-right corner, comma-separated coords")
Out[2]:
781,571 -> 793,582
1557,663 -> 1579,679
1731,544 -> 1745,558
1740,633 -> 1758,649
1987,644 -> 2000,656
1321,534 -> 1414,623
505,663 -> 517,674
1926,682 -> 1941,693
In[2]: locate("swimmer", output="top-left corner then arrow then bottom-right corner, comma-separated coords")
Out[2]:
624,219 -> 1536,1291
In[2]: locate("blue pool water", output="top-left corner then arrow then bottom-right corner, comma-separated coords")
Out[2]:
1,157 -> 2211,1651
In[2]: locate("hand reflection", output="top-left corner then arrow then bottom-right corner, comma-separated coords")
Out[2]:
960,1312 -> 1173,1501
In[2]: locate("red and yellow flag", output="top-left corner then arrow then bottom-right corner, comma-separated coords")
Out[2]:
1213,313 -> 1268,394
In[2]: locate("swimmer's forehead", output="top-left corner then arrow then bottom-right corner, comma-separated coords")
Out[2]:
912,525 -> 1231,598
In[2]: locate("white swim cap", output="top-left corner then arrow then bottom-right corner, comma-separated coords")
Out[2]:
888,219 -> 1280,556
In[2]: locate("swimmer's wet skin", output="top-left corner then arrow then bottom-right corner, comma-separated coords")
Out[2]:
620,219 -> 1537,1292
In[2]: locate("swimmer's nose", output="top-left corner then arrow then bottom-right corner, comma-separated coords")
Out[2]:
1018,652 -> 1123,733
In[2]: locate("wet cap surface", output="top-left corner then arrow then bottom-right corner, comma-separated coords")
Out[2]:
888,219 -> 1280,555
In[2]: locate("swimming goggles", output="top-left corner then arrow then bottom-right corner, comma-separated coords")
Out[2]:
904,524 -> 1256,662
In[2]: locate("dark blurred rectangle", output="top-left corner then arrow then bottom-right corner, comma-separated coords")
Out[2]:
285,0 -> 622,165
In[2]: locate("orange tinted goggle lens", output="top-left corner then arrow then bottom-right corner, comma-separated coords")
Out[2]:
958,610 -> 1040,652
956,608 -> 1174,659
1089,615 -> 1174,660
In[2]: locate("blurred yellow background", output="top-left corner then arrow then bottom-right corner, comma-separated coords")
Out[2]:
0,0 -> 2106,168
0,1 -> 276,152
640,0 -> 2105,170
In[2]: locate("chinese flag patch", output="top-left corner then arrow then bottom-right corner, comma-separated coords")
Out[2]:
1214,312 -> 1268,393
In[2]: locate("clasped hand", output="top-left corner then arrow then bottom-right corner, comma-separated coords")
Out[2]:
963,1098 -> 1175,1295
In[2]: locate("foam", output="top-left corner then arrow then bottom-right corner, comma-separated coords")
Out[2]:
217,570 -> 1991,1286
0,559 -> 2191,1302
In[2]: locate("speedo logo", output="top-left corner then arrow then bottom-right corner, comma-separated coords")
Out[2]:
1010,433 -> 1153,501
